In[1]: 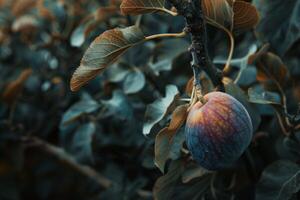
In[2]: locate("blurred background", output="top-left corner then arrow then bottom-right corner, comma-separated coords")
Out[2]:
0,0 -> 300,200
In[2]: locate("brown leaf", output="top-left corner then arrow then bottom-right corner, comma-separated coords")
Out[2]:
248,43 -> 270,64
168,104 -> 189,132
120,0 -> 166,15
70,26 -> 145,91
256,52 -> 289,87
202,0 -> 233,28
185,77 -> 194,97
233,1 -> 259,33
37,0 -> 55,21
12,0 -> 37,17
2,69 -> 32,104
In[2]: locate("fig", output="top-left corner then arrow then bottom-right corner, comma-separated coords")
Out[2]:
185,92 -> 253,170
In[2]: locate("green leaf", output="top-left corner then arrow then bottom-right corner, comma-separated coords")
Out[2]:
256,160 -> 300,200
60,94 -> 100,126
70,26 -> 145,91
248,87 -> 281,105
154,104 -> 188,172
153,160 -> 184,200
149,39 -> 190,76
181,163 -> 211,183
214,44 -> 257,83
120,0 -> 166,15
101,90 -> 133,120
122,67 -> 145,94
253,0 -> 300,55
70,122 -> 96,163
143,85 -> 179,135
70,20 -> 95,47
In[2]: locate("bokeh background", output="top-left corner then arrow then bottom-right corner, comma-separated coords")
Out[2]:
0,0 -> 300,200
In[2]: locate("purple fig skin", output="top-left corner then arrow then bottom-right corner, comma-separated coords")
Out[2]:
185,92 -> 253,170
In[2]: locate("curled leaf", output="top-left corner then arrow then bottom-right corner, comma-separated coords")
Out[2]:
70,26 -> 145,91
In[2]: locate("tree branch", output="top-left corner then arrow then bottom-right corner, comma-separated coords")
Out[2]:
22,137 -> 152,199
168,0 -> 223,91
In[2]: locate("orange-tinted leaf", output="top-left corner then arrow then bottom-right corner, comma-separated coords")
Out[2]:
2,69 -> 32,103
12,0 -> 37,17
168,104 -> 188,132
121,0 -> 165,15
185,77 -> 194,97
37,0 -> 55,21
70,26 -> 145,91
256,52 -> 289,87
248,43 -> 270,64
202,0 -> 233,28
233,1 -> 259,32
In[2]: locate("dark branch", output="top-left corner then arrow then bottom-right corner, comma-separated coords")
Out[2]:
168,0 -> 223,91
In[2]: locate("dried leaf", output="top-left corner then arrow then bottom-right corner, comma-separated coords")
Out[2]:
256,52 -> 289,87
121,0 -> 166,15
2,69 -> 32,103
202,0 -> 233,28
70,26 -> 145,91
168,104 -> 188,132
232,1 -> 259,33
12,0 -> 37,17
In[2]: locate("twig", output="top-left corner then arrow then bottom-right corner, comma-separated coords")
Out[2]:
24,136 -> 112,188
167,0 -> 224,92
22,137 -> 152,198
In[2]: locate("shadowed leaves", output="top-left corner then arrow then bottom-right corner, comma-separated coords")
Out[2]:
256,160 -> 300,200
70,26 -> 145,91
155,104 -> 188,172
143,85 -> 179,135
253,0 -> 300,55
256,52 -> 289,89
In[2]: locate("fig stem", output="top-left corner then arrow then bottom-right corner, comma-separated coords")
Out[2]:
167,0 -> 224,91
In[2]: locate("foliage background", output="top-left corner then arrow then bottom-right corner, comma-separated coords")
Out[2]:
0,0 -> 300,200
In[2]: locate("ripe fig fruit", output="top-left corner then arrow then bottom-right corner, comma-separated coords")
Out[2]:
185,92 -> 253,170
